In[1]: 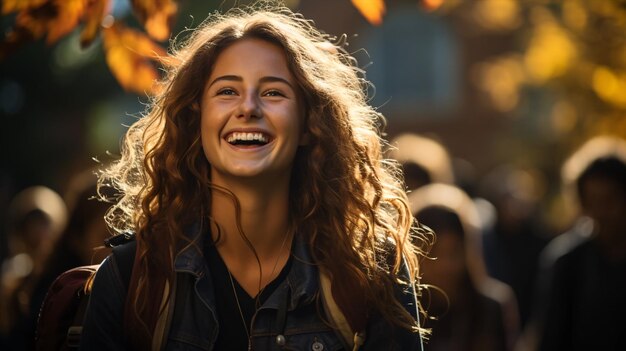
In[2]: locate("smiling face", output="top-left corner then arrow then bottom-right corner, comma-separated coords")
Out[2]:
200,38 -> 306,187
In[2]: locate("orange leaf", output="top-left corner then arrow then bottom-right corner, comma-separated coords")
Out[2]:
46,0 -> 86,44
351,0 -> 386,26
13,0 -> 87,45
103,23 -> 168,94
420,0 -> 444,12
13,5 -> 52,39
0,1 -> 47,59
2,0 -> 47,14
129,0 -> 177,41
80,0 -> 109,48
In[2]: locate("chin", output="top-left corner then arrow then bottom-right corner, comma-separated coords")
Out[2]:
215,166 -> 273,180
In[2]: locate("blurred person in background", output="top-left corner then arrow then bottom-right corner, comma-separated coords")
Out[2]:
0,186 -> 67,349
24,169 -> 113,349
409,183 -> 519,351
478,165 -> 549,327
529,136 -> 626,351
388,133 -> 454,191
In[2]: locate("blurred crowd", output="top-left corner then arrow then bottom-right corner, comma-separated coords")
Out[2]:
1,133 -> 625,351
391,133 -> 626,351
0,170 -> 112,350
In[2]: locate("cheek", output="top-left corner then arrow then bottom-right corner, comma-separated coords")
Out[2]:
200,107 -> 222,141
281,104 -> 305,135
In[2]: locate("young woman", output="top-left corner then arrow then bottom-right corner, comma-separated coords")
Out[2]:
81,3 -> 429,350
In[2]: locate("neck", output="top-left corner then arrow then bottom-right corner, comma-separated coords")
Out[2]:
209,174 -> 294,296
209,174 -> 292,262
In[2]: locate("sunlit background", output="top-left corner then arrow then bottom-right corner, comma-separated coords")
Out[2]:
3,0 -> 626,235
2,0 -> 626,349
0,0 -> 623,280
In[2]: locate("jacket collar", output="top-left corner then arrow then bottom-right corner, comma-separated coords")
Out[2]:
173,221 -> 319,310
173,221 -> 207,275
275,232 -> 319,311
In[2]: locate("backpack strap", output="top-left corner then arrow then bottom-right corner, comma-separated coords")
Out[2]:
151,279 -> 172,351
110,238 -> 137,292
107,233 -> 191,351
66,269 -> 98,349
36,265 -> 100,350
319,253 -> 424,351
107,234 -> 140,347
36,232 -> 136,350
319,270 -> 366,351
151,271 -> 193,351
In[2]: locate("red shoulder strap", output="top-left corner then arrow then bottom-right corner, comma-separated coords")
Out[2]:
35,265 -> 99,351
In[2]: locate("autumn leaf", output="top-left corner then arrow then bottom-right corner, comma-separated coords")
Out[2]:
351,0 -> 386,26
421,0 -> 445,12
103,22 -> 168,94
129,0 -> 177,41
8,0 -> 87,44
1,1 -> 55,58
2,0 -> 47,14
12,4 -> 53,39
80,0 -> 109,48
46,0 -> 87,44
1,0 -> 94,59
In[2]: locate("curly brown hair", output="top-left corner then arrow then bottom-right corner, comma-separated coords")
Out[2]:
98,1 -> 431,346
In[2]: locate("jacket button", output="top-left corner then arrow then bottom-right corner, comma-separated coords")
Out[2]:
276,334 -> 286,346
312,341 -> 324,351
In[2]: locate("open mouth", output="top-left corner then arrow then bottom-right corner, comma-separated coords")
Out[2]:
225,132 -> 272,147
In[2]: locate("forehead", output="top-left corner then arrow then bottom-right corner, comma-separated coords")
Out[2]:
209,38 -> 293,79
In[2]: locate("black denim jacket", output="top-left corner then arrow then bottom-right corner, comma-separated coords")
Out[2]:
80,229 -> 423,351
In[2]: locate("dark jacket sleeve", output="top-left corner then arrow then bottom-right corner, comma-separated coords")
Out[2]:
79,254 -> 127,350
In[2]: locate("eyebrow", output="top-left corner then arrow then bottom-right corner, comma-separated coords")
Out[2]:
207,75 -> 295,90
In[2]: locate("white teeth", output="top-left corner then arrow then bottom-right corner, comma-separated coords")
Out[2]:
226,132 -> 269,144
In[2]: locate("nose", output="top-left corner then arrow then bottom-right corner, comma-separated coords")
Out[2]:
237,92 -> 262,120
